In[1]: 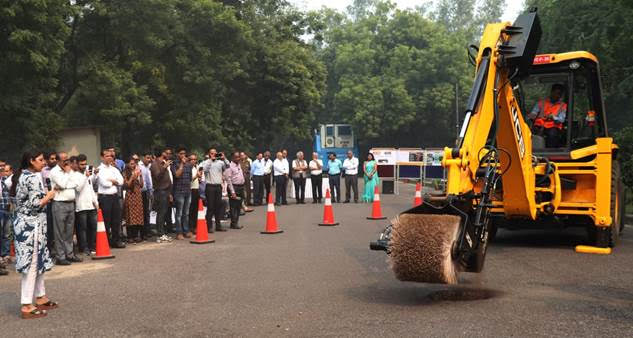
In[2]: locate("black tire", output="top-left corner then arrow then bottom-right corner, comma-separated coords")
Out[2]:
592,160 -> 622,248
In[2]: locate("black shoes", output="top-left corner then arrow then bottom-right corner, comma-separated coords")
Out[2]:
0,269 -> 8,276
111,242 -> 126,249
230,225 -> 243,229
56,259 -> 71,266
343,200 -> 350,203
216,228 -> 228,232
69,256 -> 83,263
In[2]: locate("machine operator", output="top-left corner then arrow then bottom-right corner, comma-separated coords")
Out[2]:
528,83 -> 567,148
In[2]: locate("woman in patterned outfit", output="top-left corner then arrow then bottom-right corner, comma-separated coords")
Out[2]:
11,151 -> 58,319
123,157 -> 144,243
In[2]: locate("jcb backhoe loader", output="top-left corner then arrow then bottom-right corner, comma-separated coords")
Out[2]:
370,9 -> 624,284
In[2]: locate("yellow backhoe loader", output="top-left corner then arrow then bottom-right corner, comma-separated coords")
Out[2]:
370,9 -> 624,284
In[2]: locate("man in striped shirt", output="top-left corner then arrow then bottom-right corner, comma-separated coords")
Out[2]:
224,152 -> 245,229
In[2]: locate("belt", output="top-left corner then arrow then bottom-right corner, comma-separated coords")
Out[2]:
54,200 -> 74,203
233,183 -> 244,186
206,183 -> 222,186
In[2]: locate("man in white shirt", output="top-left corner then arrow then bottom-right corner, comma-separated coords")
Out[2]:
71,155 -> 99,256
309,152 -> 323,204
273,152 -> 289,205
188,153 -> 203,233
96,149 -> 125,248
262,151 -> 273,203
49,152 -> 81,264
342,150 -> 359,203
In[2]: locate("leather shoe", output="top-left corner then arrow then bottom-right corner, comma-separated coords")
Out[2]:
230,225 -> 243,229
112,242 -> 126,249
216,228 -> 228,232
69,256 -> 83,263
56,259 -> 71,266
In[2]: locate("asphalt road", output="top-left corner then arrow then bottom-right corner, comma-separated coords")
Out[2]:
1,184 -> 632,337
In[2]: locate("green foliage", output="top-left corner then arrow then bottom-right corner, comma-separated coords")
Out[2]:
0,0 -> 73,157
0,0 -> 324,161
311,0 -> 497,147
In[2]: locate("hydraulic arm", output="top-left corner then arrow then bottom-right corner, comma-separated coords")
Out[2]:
370,10 -> 545,283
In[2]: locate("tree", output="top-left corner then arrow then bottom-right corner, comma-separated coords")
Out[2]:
0,0 -> 73,160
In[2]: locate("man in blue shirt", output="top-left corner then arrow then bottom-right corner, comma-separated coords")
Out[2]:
327,153 -> 343,203
250,153 -> 265,205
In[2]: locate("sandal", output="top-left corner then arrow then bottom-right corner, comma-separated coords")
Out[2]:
21,307 -> 47,319
36,297 -> 59,310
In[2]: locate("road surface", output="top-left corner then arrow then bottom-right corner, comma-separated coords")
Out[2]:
1,184 -> 632,337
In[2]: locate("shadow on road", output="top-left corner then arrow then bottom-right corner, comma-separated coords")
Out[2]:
345,283 -> 502,307
492,228 -> 587,249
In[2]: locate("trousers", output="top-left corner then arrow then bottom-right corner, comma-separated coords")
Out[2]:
21,223 -> 45,305
142,190 -> 152,237
153,189 -> 169,236
205,184 -> 223,231
345,174 -> 359,202
98,194 -> 122,243
274,175 -> 287,204
293,176 -> 306,202
76,209 -> 97,253
52,201 -> 75,260
263,174 -> 272,202
0,212 -> 10,257
189,189 -> 199,232
229,185 -> 244,227
329,174 -> 341,202
174,193 -> 191,234
310,175 -> 323,202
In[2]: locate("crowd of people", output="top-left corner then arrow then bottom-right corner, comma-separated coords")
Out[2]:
0,146 -> 380,318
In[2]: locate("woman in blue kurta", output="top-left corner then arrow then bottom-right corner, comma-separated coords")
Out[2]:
361,153 -> 379,202
11,151 -> 58,319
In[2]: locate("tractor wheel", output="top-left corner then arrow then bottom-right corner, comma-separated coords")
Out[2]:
593,160 -> 623,248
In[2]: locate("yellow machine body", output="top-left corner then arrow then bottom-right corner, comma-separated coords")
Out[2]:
442,22 -> 619,233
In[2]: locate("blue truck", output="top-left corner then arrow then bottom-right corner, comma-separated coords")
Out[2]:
313,124 -> 359,170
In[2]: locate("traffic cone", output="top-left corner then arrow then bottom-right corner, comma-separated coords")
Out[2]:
261,192 -> 283,234
367,186 -> 387,220
413,182 -> 423,207
319,189 -> 339,226
9,240 -> 15,257
92,209 -> 115,260
191,199 -> 215,244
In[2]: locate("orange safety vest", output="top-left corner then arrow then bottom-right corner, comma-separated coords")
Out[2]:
534,99 -> 567,129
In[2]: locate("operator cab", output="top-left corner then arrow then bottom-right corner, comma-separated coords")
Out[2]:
514,52 -> 607,159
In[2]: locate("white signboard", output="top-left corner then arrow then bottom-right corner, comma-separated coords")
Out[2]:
370,148 -> 397,165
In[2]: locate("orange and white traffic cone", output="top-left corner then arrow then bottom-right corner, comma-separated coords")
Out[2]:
319,189 -> 339,226
367,186 -> 387,220
413,182 -> 423,207
191,199 -> 215,244
261,192 -> 283,234
9,240 -> 15,257
92,209 -> 115,260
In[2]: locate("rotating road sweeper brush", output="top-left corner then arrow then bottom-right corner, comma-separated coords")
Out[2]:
389,213 -> 461,284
